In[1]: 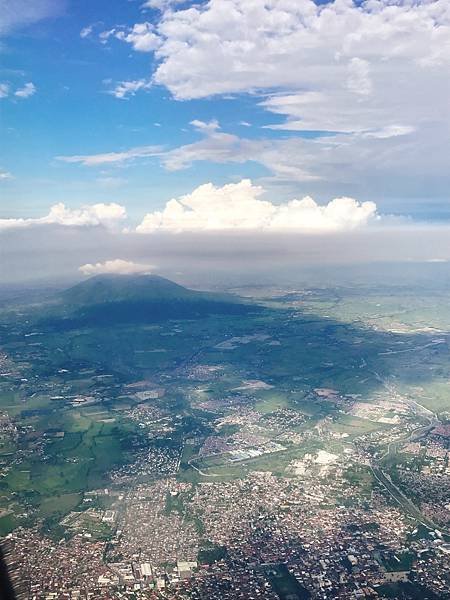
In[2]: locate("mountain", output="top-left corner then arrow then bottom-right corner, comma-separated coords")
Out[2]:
61,274 -> 205,306
46,274 -> 254,327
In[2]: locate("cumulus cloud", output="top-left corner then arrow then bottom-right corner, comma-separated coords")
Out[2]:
0,202 -> 126,231
136,179 -> 377,234
0,170 -> 13,180
101,22 -> 161,52
56,145 -> 162,167
14,82 -> 36,98
79,258 -> 154,276
119,22 -> 160,52
152,0 -> 450,117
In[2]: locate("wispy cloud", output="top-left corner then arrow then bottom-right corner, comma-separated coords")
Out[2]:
56,145 -> 162,167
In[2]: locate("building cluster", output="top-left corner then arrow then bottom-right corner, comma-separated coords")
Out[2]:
4,464 -> 450,599
109,481 -> 199,568
396,437 -> 450,527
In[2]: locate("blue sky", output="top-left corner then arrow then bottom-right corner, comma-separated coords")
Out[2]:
1,0 -> 450,282
1,0 -> 293,220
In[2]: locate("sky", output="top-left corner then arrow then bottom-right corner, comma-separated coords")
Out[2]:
1,0 -> 450,284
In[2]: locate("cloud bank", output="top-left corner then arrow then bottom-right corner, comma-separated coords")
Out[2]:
136,179 -> 377,233
0,180 -> 377,235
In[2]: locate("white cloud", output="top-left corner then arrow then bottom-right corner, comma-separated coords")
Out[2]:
0,170 -> 13,180
79,258 -> 154,276
109,78 -> 152,99
161,120 -> 259,173
136,179 -> 377,233
157,121 -> 329,182
56,145 -> 162,167
158,116 -> 436,189
0,202 -> 126,231
109,0 -> 448,193
87,0 -> 450,192
152,0 -> 450,112
112,22 -> 161,52
190,119 -> 220,133
0,83 -> 10,98
15,82 -> 36,98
